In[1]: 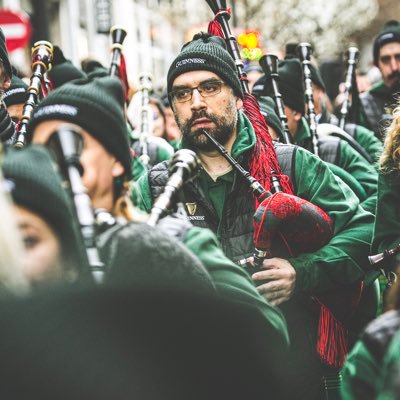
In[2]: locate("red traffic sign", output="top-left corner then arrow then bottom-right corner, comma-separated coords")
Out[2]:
0,9 -> 32,52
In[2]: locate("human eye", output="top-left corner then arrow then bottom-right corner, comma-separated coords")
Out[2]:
173,88 -> 191,101
200,81 -> 221,94
380,55 -> 390,64
22,234 -> 40,250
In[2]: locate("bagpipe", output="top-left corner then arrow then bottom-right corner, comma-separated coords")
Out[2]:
109,25 -> 129,104
47,125 -> 104,284
136,72 -> 153,168
147,149 -> 200,227
15,41 -> 54,148
297,43 -> 373,163
259,53 -> 292,144
205,0 -> 363,368
296,42 -> 320,156
205,0 -> 333,267
339,46 -> 359,130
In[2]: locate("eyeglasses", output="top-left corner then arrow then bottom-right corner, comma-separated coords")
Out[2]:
380,53 -> 400,65
170,80 -> 225,103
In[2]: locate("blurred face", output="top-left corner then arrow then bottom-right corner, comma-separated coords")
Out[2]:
378,42 -> 400,88
14,205 -> 62,286
164,106 -> 181,141
0,61 -> 11,96
283,105 -> 301,138
32,120 -> 124,212
312,84 -> 324,115
150,102 -> 165,137
171,70 -> 243,152
7,103 -> 24,123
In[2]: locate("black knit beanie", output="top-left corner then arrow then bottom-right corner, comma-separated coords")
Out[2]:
28,75 -> 131,179
3,74 -> 28,107
167,32 -> 243,102
0,28 -> 12,78
373,20 -> 400,66
48,46 -> 87,88
308,64 -> 326,91
252,58 -> 305,114
2,146 -> 87,274
257,96 -> 284,140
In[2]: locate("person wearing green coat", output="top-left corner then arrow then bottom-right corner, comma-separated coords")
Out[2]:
135,32 -> 375,400
358,21 -> 400,139
252,58 -> 378,214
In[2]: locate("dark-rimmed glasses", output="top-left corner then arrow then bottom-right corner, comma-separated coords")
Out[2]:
169,80 -> 225,103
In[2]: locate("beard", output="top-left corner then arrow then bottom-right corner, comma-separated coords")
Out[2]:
387,71 -> 400,91
175,101 -> 238,152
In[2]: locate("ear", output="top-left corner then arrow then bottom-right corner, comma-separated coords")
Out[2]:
112,160 -> 125,178
293,111 -> 302,122
236,97 -> 243,110
3,74 -> 11,91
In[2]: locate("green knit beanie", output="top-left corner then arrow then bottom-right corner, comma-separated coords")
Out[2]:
257,96 -> 284,140
28,75 -> 131,179
252,59 -> 305,114
3,73 -> 28,107
2,146 -> 87,273
373,20 -> 400,66
167,32 -> 243,102
48,46 -> 87,88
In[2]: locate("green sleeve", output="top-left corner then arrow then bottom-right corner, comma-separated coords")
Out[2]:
377,331 -> 400,400
338,140 -> 378,199
341,340 -> 380,400
155,140 -> 174,162
132,172 -> 153,212
183,226 -> 289,345
372,171 -> 400,254
289,147 -> 374,293
355,125 -> 383,166
131,157 -> 147,182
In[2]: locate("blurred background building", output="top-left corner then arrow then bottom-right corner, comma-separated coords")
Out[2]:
0,0 -> 398,92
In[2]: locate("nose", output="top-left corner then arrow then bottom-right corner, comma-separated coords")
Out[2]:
390,57 -> 400,72
190,88 -> 207,111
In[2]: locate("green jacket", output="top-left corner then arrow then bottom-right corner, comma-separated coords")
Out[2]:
359,80 -> 397,138
341,340 -> 378,400
372,170 -> 400,255
376,328 -> 400,399
341,310 -> 400,400
183,225 -> 289,345
136,112 -> 374,294
295,118 -> 378,208
353,124 -> 383,166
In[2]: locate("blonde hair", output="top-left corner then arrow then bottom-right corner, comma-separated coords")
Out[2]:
380,103 -> 400,172
113,180 -> 148,223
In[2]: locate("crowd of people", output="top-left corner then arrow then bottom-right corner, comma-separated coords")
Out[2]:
0,14 -> 400,400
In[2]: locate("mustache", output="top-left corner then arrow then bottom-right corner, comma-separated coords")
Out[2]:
188,110 -> 218,127
388,71 -> 400,81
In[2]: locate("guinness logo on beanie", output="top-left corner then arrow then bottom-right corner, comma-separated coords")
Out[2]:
28,75 -> 131,179
167,32 -> 243,102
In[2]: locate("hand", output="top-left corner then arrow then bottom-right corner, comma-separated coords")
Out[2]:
252,258 -> 296,306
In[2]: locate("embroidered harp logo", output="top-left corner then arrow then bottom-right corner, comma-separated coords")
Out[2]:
186,202 -> 197,216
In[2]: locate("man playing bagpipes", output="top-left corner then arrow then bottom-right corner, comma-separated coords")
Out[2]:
135,31 -> 375,399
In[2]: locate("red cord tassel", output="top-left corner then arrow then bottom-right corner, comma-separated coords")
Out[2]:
118,54 -> 129,102
316,300 -> 348,368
